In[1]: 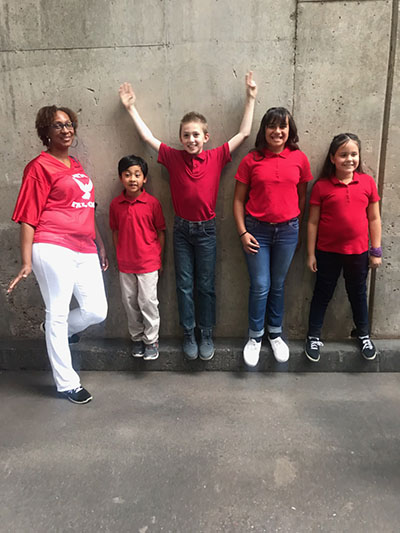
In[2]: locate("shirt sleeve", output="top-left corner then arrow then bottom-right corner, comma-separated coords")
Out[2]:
299,152 -> 313,183
309,181 -> 322,206
234,153 -> 252,185
153,199 -> 166,231
367,174 -> 380,203
12,162 -> 51,226
157,143 -> 173,169
219,142 -> 232,167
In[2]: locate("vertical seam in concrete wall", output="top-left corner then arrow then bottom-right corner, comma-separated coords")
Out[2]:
292,0 -> 300,114
369,0 -> 399,331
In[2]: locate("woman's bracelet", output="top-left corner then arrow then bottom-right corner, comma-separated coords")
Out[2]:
239,231 -> 248,238
369,246 -> 382,258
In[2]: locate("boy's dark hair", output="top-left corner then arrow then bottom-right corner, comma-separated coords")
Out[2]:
179,112 -> 208,136
118,154 -> 148,177
251,107 -> 299,159
318,133 -> 364,179
35,105 -> 78,147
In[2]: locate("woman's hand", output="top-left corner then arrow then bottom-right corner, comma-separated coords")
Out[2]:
241,232 -> 260,255
119,82 -> 136,109
307,254 -> 317,273
369,256 -> 382,269
7,264 -> 32,293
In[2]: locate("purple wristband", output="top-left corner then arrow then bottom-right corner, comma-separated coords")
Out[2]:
369,246 -> 382,258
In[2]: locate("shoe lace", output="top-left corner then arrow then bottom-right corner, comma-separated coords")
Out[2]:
310,338 -> 323,349
360,337 -> 373,350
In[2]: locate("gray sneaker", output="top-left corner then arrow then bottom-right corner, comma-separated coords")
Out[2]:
183,329 -> 198,360
199,328 -> 215,361
144,342 -> 159,361
131,340 -> 145,358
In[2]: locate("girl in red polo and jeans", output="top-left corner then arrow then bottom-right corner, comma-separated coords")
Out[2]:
305,133 -> 382,362
234,107 -> 313,367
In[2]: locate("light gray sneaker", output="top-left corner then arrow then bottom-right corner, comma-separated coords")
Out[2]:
183,329 -> 198,360
199,328 -> 215,361
144,342 -> 159,361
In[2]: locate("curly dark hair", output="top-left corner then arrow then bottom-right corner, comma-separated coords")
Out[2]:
35,105 -> 78,147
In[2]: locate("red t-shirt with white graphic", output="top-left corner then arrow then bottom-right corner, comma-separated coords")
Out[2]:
12,151 -> 97,253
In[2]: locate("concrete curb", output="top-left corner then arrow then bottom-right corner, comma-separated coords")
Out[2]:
0,338 -> 399,372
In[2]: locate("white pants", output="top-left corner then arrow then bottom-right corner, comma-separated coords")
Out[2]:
32,243 -> 108,392
119,271 -> 159,344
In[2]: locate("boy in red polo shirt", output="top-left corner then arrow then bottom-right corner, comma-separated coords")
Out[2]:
119,72 -> 257,361
110,155 -> 166,360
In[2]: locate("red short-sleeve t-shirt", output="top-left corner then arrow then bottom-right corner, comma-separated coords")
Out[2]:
235,147 -> 313,223
109,190 -> 166,274
158,142 -> 231,221
12,152 -> 97,253
310,172 -> 380,254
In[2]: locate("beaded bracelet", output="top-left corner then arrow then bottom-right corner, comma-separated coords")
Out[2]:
369,246 -> 382,258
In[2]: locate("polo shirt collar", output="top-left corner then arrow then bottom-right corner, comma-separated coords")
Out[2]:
330,173 -> 360,186
182,149 -> 207,163
118,189 -> 148,203
263,146 -> 291,158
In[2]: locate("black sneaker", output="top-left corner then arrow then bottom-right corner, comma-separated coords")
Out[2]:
62,386 -> 92,404
143,342 -> 159,361
40,322 -> 80,345
305,336 -> 323,362
131,340 -> 145,358
358,335 -> 377,361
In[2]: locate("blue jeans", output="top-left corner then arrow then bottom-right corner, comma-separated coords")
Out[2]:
173,216 -> 216,330
244,215 -> 298,338
308,250 -> 369,338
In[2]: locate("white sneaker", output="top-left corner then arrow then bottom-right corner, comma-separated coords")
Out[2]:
243,338 -> 261,367
269,336 -> 289,363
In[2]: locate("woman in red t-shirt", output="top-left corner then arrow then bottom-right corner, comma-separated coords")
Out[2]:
234,107 -> 312,367
305,133 -> 381,363
8,106 -> 108,404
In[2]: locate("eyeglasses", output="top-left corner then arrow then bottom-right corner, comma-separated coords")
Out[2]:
51,121 -> 75,131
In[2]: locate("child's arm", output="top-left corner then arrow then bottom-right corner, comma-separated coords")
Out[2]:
119,82 -> 162,152
233,181 -> 260,255
7,222 -> 35,293
95,220 -> 109,271
157,229 -> 166,273
367,201 -> 382,268
112,230 -> 119,251
307,205 -> 320,272
228,72 -> 257,154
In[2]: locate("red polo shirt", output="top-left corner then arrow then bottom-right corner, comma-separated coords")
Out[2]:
158,142 -> 231,221
109,190 -> 166,274
12,151 -> 97,253
235,147 -> 313,223
310,173 -> 380,254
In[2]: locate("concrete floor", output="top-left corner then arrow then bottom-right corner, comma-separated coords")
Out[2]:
1,371 -> 400,533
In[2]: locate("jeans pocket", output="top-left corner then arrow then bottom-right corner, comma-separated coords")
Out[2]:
288,218 -> 299,231
202,224 -> 216,238
245,215 -> 258,232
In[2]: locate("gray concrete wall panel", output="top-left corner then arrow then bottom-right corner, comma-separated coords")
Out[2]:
1,0 -> 399,340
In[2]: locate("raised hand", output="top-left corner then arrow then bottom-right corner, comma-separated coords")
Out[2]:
119,82 -> 136,109
245,71 -> 257,99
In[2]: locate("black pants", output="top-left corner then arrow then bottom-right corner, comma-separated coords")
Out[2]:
308,250 -> 369,338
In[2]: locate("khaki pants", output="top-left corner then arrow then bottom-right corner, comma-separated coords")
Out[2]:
119,271 -> 160,344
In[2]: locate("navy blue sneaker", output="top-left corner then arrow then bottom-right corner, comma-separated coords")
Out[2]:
62,386 -> 92,404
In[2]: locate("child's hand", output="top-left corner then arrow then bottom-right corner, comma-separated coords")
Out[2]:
307,254 -> 317,273
119,82 -> 136,109
369,256 -> 382,269
245,71 -> 257,100
241,232 -> 260,255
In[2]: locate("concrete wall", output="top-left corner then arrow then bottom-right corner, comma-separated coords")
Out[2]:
1,0 -> 398,340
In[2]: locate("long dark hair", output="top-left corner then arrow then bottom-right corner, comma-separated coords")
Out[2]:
318,133 -> 364,179
251,107 -> 299,159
